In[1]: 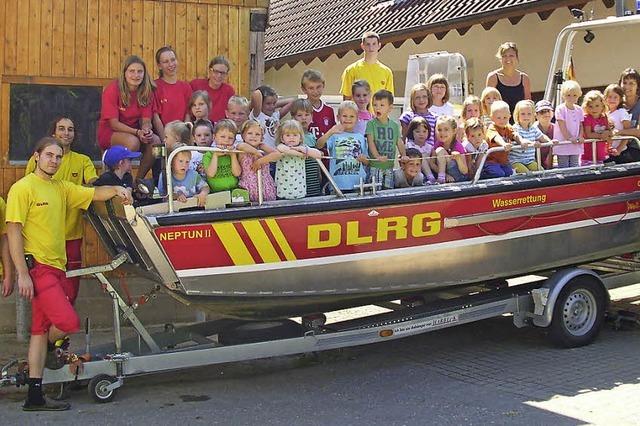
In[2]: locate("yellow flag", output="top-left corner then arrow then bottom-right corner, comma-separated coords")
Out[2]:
565,57 -> 576,81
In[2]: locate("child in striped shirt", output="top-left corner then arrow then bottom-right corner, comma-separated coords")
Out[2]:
291,99 -> 323,196
511,100 -> 551,173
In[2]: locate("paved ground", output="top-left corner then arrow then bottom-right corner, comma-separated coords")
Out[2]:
0,286 -> 638,425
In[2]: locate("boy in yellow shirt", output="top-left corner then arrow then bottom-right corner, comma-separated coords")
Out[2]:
7,137 -> 129,411
25,116 -> 97,304
340,31 -> 394,100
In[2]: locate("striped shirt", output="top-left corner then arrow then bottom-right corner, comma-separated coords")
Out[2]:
399,110 -> 437,146
510,124 -> 542,164
304,133 -> 322,196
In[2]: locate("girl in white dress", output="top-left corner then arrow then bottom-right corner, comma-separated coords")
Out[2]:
275,120 -> 322,200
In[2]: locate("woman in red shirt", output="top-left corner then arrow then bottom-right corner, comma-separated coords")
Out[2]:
97,55 -> 160,181
152,46 -> 192,140
189,56 -> 235,123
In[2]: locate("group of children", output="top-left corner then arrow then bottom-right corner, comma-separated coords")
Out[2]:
552,80 -> 640,166
392,75 -> 639,186
102,67 -> 639,206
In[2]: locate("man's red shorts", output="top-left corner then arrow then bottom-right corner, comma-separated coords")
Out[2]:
29,261 -> 80,335
62,238 -> 83,305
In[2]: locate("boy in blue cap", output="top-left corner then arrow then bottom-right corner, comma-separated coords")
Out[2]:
94,145 -> 141,191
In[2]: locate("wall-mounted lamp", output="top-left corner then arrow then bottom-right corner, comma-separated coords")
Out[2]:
584,30 -> 595,43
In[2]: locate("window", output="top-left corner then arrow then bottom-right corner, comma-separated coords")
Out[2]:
9,84 -> 102,163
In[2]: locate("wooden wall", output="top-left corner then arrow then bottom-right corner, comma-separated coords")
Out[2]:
0,0 -> 268,266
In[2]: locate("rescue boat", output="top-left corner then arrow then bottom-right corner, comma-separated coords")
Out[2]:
89,155 -> 640,319
87,13 -> 640,319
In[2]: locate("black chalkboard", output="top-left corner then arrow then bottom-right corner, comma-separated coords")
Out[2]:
9,84 -> 102,162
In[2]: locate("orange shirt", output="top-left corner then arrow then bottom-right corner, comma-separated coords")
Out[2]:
486,123 -> 516,165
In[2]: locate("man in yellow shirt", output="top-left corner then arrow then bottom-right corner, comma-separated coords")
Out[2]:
6,137 -> 130,411
24,116 -> 97,304
0,197 -> 14,298
340,31 -> 395,100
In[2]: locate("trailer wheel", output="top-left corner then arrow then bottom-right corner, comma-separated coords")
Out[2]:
88,374 -> 117,403
548,277 -> 606,348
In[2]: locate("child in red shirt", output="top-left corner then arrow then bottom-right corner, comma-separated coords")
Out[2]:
582,90 -> 612,164
301,70 -> 336,138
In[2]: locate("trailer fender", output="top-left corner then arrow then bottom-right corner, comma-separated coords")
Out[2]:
531,268 -> 608,328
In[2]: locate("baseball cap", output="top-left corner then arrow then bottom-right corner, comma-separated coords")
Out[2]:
103,145 -> 141,167
535,100 -> 553,113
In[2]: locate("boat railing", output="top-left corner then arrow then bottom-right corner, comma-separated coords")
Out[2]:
164,137 -> 640,213
165,145 -> 344,213
472,136 -> 640,184
543,14 -> 640,102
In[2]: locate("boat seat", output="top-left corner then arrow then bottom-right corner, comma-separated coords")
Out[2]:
139,191 -> 232,215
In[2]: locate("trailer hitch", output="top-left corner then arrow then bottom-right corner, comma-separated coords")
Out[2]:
0,359 -> 28,388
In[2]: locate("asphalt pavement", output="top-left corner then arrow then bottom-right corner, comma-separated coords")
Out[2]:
0,287 -> 638,425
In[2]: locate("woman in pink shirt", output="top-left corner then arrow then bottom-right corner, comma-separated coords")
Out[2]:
189,56 -> 235,123
97,55 -> 160,181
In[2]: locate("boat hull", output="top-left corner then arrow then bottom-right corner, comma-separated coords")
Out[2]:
90,167 -> 640,319
166,216 -> 640,318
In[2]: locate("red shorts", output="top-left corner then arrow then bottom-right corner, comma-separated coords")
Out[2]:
30,261 -> 80,335
62,239 -> 83,305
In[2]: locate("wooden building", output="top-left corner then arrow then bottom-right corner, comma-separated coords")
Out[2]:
0,0 -> 268,265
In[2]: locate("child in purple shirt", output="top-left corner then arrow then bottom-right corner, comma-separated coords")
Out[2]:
352,80 -> 373,135
399,83 -> 437,146
431,116 -> 469,183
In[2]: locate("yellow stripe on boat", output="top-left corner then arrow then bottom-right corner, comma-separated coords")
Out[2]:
212,223 -> 255,265
264,219 -> 297,261
241,220 -> 282,263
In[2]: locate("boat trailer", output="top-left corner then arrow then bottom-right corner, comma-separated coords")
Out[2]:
2,251 -> 639,403
4,11 -> 640,405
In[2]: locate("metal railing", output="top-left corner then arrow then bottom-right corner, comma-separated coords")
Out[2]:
165,145 -> 344,214
162,137 -> 640,212
472,136 -> 640,184
543,15 -> 640,102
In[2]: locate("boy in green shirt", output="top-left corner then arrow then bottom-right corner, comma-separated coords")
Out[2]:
366,90 -> 407,189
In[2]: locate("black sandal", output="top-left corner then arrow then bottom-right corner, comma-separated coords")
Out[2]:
23,397 -> 70,411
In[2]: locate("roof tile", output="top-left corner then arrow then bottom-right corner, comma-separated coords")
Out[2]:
265,0 -> 586,67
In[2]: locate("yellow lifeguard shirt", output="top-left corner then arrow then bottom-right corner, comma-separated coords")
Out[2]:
25,151 -> 97,240
0,197 -> 6,276
6,173 -> 95,271
339,59 -> 395,98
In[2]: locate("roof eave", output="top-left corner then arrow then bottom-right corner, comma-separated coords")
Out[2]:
265,0 -> 589,70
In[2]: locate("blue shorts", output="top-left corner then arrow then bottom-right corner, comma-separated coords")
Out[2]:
481,162 -> 513,179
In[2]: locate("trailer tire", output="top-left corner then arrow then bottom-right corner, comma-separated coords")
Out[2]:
548,277 -> 606,348
88,374 -> 117,403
